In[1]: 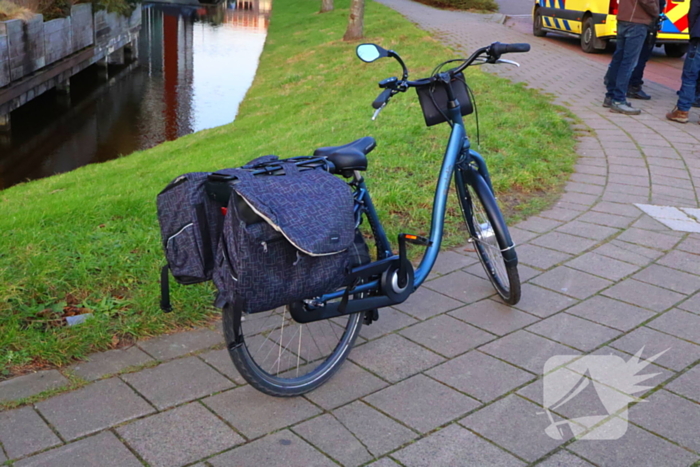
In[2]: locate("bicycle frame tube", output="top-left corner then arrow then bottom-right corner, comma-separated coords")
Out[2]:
319,105 -> 468,302
413,107 -> 465,287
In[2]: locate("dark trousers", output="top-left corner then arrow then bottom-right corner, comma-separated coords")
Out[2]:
604,21 -> 649,102
629,27 -> 657,89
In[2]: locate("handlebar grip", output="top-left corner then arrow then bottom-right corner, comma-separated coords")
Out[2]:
372,88 -> 393,109
490,42 -> 531,56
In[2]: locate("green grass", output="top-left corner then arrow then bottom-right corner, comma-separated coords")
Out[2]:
0,0 -> 577,376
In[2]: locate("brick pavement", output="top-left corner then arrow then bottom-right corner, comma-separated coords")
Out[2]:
2,2 -> 700,466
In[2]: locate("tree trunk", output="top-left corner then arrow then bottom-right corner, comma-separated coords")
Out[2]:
320,0 -> 333,12
343,0 -> 364,41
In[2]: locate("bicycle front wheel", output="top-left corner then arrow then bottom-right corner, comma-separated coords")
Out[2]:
224,303 -> 362,397
456,168 -> 521,304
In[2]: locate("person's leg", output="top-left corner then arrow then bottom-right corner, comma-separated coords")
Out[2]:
693,73 -> 700,107
605,32 -> 627,100
667,41 -> 700,122
629,28 -> 655,98
611,22 -> 647,103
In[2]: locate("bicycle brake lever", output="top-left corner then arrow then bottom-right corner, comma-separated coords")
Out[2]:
372,103 -> 386,121
495,58 -> 520,67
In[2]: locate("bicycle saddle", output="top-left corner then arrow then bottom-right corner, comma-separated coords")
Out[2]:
313,136 -> 376,171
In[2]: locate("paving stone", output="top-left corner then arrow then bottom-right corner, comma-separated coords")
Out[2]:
530,232 -> 597,256
359,307 -> 418,340
557,192 -> 599,206
646,309 -> 700,344
615,228 -> 681,251
508,226 -> 539,244
35,377 -> 154,441
348,334 -> 444,383
117,402 -> 243,467
676,236 -> 700,255
556,220 -> 620,241
566,296 -> 655,331
516,217 -> 563,233
198,347 -> 245,384
594,240 -> 663,266
399,314 -> 495,357
530,266 -> 612,300
13,433 -> 141,467
566,252 -> 641,281
333,401 -> 417,457
515,244 -> 573,270
427,350 -> 534,402
0,449 -> 5,463
424,270 -> 496,304
570,211 -> 634,229
208,430 -> 335,467
121,356 -> 233,409
512,284 -> 577,318
391,423 -> 524,467
610,326 -> 700,371
449,299 -> 539,336
479,330 -> 580,374
624,389 -> 700,453
69,346 -> 154,381
527,313 -> 622,351
393,287 -> 463,320
303,361 -> 387,410
137,327 -> 223,360
656,249 -> 700,276
203,384 -> 320,439
292,413 -> 372,467
536,450 -> 595,466
592,201 -> 643,218
632,264 -> 700,295
431,250 -> 479,275
0,406 -> 61,459
461,394 -> 570,463
566,181 -> 604,196
0,370 -> 68,403
539,207 -> 582,222
569,420 -> 699,467
678,292 -> 700,315
367,459 -> 400,467
602,279 -> 685,312
364,374 -> 479,433
665,364 -> 700,403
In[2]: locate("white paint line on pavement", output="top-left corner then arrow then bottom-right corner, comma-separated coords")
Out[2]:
635,204 -> 700,233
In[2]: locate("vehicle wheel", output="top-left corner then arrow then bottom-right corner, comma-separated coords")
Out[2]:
456,168 -> 521,305
664,43 -> 688,58
224,303 -> 362,396
223,232 -> 369,397
581,17 -> 600,54
533,8 -> 547,37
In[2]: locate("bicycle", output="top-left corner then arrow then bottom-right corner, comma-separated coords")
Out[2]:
223,41 -> 529,396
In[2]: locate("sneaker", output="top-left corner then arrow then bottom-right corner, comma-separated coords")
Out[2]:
627,87 -> 651,100
603,96 -> 612,108
666,107 -> 689,123
610,101 -> 641,115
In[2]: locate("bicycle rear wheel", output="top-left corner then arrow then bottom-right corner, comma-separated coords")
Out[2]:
456,168 -> 521,304
224,303 -> 362,397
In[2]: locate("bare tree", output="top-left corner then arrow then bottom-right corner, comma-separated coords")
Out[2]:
343,0 -> 364,41
320,0 -> 333,12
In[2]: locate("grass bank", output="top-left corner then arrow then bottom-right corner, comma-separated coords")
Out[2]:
0,0 -> 576,376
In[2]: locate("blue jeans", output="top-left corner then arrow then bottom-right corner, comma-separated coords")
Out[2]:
677,41 -> 700,111
629,27 -> 656,88
605,21 -> 649,102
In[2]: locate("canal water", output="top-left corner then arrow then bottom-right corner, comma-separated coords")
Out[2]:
0,0 -> 270,190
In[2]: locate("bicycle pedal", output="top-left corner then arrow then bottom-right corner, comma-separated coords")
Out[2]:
363,309 -> 379,325
400,233 -> 432,246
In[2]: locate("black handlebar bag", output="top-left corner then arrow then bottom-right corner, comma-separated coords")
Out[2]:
212,161 -> 356,314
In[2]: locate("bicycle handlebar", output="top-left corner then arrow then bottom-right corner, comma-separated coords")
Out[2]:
372,88 -> 393,109
489,42 -> 531,56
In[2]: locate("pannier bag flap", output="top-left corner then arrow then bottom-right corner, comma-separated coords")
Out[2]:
231,161 -> 355,256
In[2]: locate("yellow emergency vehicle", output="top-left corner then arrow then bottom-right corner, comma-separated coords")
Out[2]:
533,0 -> 690,56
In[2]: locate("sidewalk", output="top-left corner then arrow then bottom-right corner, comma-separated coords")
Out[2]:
2,2 -> 700,466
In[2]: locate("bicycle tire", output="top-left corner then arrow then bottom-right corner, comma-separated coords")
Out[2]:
223,303 -> 362,396
456,168 -> 521,305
